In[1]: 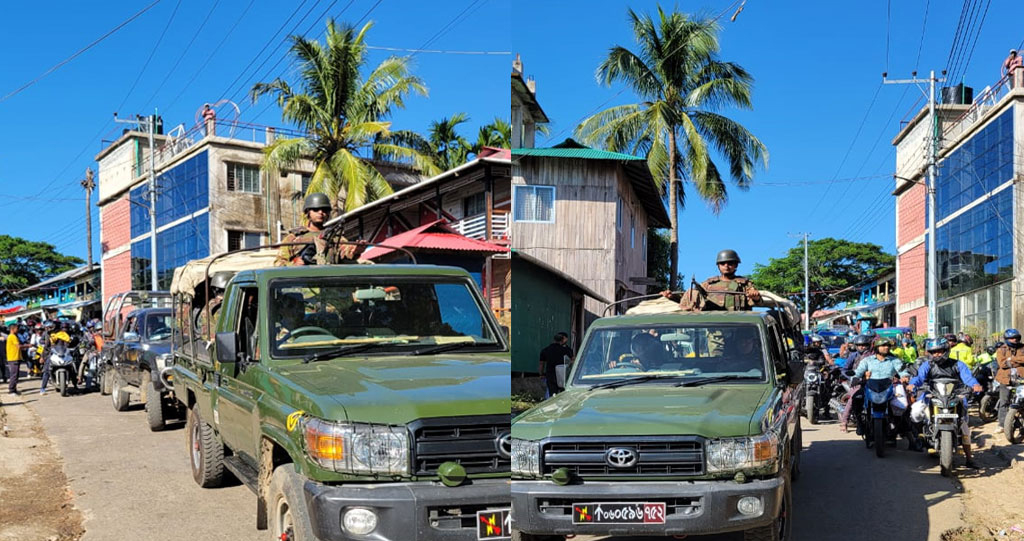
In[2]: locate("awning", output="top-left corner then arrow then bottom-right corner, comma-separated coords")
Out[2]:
59,298 -> 102,310
362,220 -> 509,260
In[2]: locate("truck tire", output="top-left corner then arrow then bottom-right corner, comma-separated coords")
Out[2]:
269,465 -> 315,541
1004,409 -> 1023,444
743,474 -> 792,541
143,373 -> 165,431
100,366 -> 112,395
187,406 -> 225,488
979,394 -> 998,423
873,418 -> 885,458
939,431 -> 953,477
111,373 -> 130,411
790,423 -> 802,483
57,370 -> 68,397
805,394 -> 817,425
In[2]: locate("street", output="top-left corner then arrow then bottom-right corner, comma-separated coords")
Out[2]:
18,385 -> 264,541
569,418 -> 965,541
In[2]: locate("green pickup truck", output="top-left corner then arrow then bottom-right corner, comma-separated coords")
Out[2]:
170,258 -> 511,541
511,299 -> 805,541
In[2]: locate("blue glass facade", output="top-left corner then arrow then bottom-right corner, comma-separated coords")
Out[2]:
130,151 -> 209,238
935,111 -> 1013,220
132,217 -> 210,290
935,188 -> 1013,300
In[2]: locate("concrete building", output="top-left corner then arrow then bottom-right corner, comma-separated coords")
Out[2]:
893,67 -> 1024,339
511,55 -> 549,150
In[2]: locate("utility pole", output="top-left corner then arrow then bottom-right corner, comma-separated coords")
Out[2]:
113,111 -> 160,291
790,232 -> 811,330
884,70 -> 944,338
80,168 -> 95,267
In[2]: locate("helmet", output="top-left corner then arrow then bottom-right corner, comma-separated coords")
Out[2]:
961,334 -> 973,346
715,249 -> 741,265
1004,328 -> 1021,340
986,345 -> 997,355
852,334 -> 872,347
943,333 -> 957,343
871,337 -> 892,350
209,271 -> 236,291
995,341 -> 1005,348
902,337 -> 914,346
861,330 -> 876,340
926,338 -> 950,353
303,192 -> 332,212
809,334 -> 824,348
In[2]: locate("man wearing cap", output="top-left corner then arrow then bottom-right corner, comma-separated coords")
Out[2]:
1004,49 -> 1023,87
275,192 -> 360,266
662,249 -> 762,311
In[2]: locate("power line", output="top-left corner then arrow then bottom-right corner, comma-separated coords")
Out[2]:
138,0 -> 224,111
0,0 -> 163,103
116,0 -> 183,112
913,0 -> 930,71
365,45 -> 510,55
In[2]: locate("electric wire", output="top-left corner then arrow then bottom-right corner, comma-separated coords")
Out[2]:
116,0 -> 183,112
138,0 -> 224,111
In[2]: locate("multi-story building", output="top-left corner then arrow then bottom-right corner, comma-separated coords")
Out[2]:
893,67 -> 1024,338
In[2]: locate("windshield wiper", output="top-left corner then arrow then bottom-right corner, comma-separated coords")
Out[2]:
303,342 -> 395,363
409,342 -> 480,356
588,374 -> 683,390
674,375 -> 760,387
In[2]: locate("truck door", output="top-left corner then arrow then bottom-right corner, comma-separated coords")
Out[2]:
115,314 -> 138,382
214,284 -> 263,466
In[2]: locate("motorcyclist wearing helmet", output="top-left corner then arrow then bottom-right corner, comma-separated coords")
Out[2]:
994,329 -> 1024,431
908,338 -> 983,466
661,249 -> 762,311
841,337 -> 905,432
846,332 -> 875,372
805,334 -> 833,365
976,344 -> 996,371
950,333 -> 976,369
274,192 -> 362,266
899,337 -> 919,366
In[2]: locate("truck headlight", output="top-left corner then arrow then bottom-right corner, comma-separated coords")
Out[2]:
156,353 -> 172,371
302,418 -> 409,476
511,438 -> 540,477
706,432 -> 780,474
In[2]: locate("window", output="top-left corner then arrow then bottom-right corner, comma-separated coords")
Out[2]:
227,230 -> 262,251
630,213 -> 635,249
616,199 -> 623,230
513,185 -> 555,223
300,174 -> 311,195
642,232 -> 647,259
227,162 -> 261,193
463,192 -> 487,217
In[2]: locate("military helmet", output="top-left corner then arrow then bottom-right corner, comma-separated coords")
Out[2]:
716,249 -> 741,265
303,192 -> 332,212
926,338 -> 950,353
871,337 -> 892,350
209,271 -> 236,290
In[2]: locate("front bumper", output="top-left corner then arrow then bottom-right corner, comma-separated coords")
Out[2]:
305,477 -> 510,541
511,477 -> 784,537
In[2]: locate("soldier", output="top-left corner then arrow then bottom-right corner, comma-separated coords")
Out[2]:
662,249 -> 762,311
275,192 -> 360,266
194,271 -> 235,342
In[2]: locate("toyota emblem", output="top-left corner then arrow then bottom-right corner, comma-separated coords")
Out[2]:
496,432 -> 512,459
605,447 -> 638,468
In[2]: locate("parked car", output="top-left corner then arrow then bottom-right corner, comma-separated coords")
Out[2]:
98,290 -> 171,397
511,293 -> 805,541
106,307 -> 184,430
170,254 -> 511,541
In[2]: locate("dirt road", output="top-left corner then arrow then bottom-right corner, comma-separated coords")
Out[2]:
571,419 -> 966,541
24,387 -> 265,541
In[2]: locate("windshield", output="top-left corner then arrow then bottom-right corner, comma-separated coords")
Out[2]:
145,313 -> 173,341
268,277 -> 501,358
571,324 -> 769,386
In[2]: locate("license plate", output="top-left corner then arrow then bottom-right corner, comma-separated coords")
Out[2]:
572,502 -> 667,524
476,509 -> 511,540
934,413 -> 958,419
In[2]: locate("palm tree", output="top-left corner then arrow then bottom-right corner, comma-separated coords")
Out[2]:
428,112 -> 471,170
473,117 -> 512,151
251,19 -> 439,212
575,7 -> 768,288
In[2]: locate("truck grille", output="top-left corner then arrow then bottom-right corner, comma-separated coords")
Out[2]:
541,437 -> 704,477
410,415 -> 511,476
539,497 -> 703,517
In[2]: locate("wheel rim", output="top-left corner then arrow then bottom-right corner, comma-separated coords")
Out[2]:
190,417 -> 202,470
276,497 -> 294,541
112,380 -> 119,404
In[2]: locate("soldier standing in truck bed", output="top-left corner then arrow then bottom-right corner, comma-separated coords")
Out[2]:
275,192 -> 360,266
663,249 -> 762,311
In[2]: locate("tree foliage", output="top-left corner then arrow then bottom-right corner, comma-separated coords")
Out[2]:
0,235 -> 83,306
646,228 -> 683,292
749,238 -> 894,316
575,6 -> 768,288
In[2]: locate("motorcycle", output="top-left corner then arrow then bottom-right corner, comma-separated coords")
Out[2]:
48,342 -> 78,397
861,378 -> 910,458
1003,370 -> 1024,444
916,377 -> 970,476
803,359 -> 836,424
973,361 -> 999,423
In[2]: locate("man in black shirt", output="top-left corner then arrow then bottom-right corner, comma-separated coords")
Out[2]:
539,332 -> 572,397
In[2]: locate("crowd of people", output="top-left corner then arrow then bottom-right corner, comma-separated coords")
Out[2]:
3,316 -> 103,397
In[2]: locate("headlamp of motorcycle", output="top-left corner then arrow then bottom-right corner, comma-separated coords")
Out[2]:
804,371 -> 820,384
1016,385 -> 1024,397
155,353 -> 172,371
706,432 -> 780,474
302,418 -> 409,476
510,438 -> 541,478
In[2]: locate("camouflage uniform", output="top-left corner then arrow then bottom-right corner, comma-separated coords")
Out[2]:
679,276 -> 760,312
274,227 -> 358,266
195,296 -> 222,341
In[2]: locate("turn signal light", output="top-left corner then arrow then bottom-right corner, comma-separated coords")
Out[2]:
305,427 -> 345,461
753,440 -> 775,462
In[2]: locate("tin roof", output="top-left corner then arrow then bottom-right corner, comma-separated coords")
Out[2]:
361,221 -> 509,260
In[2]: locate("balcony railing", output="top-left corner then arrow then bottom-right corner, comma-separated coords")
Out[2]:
451,212 -> 509,241
942,67 -> 1023,143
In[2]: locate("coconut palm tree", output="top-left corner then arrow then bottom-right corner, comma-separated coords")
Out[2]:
473,117 -> 512,151
576,7 -> 768,288
251,19 -> 439,212
428,113 -> 471,170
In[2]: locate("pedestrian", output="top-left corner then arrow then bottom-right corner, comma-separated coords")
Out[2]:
539,332 -> 572,398
6,322 -> 23,395
1003,49 -> 1023,86
661,249 -> 762,311
0,325 -> 8,383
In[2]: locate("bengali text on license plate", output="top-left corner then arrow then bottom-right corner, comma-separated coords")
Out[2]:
476,509 -> 511,540
572,502 -> 666,524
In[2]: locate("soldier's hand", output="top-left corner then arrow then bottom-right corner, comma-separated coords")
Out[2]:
746,286 -> 762,303
659,290 -> 672,298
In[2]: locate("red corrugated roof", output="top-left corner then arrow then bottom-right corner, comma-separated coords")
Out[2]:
363,220 -> 510,260
477,147 -> 511,160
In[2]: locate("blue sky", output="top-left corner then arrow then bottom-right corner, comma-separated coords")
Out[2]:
514,0 -> 1019,277
0,0 -> 509,261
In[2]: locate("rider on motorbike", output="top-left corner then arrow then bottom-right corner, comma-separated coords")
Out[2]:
907,338 -> 983,467
950,333 -> 976,369
841,336 -> 900,432
995,329 -> 1024,432
40,323 -> 72,395
805,334 -> 833,365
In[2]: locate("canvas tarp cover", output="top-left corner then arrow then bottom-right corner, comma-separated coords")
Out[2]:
624,290 -> 802,329
170,249 -> 279,296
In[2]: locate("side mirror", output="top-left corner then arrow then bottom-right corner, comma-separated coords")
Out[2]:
215,332 -> 238,364
122,332 -> 140,342
555,364 -> 567,389
786,359 -> 805,386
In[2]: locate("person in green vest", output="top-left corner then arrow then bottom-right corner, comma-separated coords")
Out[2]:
899,337 -> 918,366
976,344 -> 996,371
950,333 -> 976,368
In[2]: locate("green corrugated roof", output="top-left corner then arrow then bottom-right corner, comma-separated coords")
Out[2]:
511,138 -> 645,161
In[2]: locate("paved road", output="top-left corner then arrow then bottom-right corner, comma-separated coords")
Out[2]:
26,386 -> 266,541
568,419 -> 965,541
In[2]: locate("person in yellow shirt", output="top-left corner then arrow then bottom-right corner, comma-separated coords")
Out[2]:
6,322 -> 23,395
950,333 -> 976,368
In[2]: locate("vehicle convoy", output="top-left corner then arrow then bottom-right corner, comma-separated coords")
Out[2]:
511,294 -> 805,541
105,307 -> 184,430
169,251 -> 511,541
